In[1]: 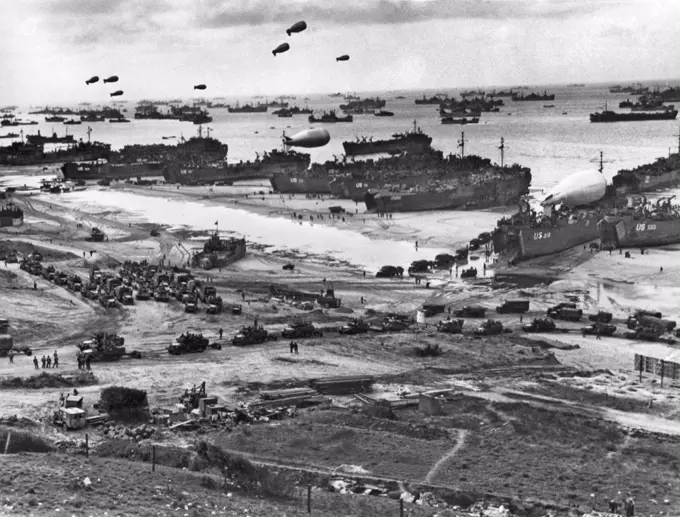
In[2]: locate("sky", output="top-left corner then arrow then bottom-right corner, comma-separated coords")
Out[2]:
1,0 -> 680,105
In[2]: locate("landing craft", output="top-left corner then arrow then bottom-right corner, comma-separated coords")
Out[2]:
273,43 -> 290,56
286,21 -> 307,36
283,128 -> 331,148
336,55 -> 350,62
103,75 -> 119,83
194,84 -> 207,90
85,76 -> 99,85
541,169 -> 607,207
110,90 -> 124,97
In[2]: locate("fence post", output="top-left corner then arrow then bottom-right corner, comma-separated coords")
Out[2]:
152,446 -> 156,472
307,485 -> 311,514
85,433 -> 89,458
399,498 -> 404,517
4,432 -> 11,454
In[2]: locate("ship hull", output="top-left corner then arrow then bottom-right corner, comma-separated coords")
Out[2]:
270,174 -> 332,194
342,138 -> 431,156
341,179 -> 381,201
364,175 -> 531,213
61,162 -> 164,180
598,216 -> 680,248
493,213 -> 600,260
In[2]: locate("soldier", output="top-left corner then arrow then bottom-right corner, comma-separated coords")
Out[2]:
53,351 -> 59,368
289,341 -> 294,354
46,355 -> 52,368
33,281 -> 37,290
33,356 -> 39,370
41,356 -> 46,369
293,342 -> 299,355
85,355 -> 92,370
7,350 -> 13,364
218,328 -> 223,340
59,393 -> 65,406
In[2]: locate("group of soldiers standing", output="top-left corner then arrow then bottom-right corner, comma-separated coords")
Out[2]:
31,351 -> 59,369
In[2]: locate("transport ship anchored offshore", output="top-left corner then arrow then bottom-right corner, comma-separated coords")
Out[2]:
342,121 -> 433,156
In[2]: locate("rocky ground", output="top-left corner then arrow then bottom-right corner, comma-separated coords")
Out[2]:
1,185 -> 680,516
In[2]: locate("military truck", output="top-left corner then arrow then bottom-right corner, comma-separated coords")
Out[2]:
474,320 -> 508,336
497,300 -> 530,314
460,267 -> 477,278
547,305 -> 583,321
627,314 -> 676,332
453,306 -> 487,318
115,285 -> 134,305
582,323 -> 617,337
168,333 -> 209,355
136,286 -> 151,300
437,318 -> 464,334
624,326 -> 663,342
522,318 -> 557,333
380,315 -> 411,332
282,321 -> 323,339
588,311 -> 613,323
232,325 -> 278,346
53,407 -> 87,431
206,296 -> 223,314
339,319 -> 370,335
87,227 -> 106,242
184,292 -> 198,313
78,333 -> 126,362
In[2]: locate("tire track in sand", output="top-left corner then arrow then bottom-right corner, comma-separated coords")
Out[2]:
423,429 -> 468,484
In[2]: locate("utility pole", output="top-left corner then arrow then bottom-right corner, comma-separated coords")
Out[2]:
87,126 -> 92,144
458,131 -> 466,158
599,151 -> 603,174
498,137 -> 505,167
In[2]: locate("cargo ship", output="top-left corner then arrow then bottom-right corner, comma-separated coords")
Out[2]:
191,230 -> 246,270
342,121 -> 433,156
590,109 -> 678,123
308,111 -> 353,123
599,195 -> 680,249
26,131 -> 75,145
115,127 -> 229,164
61,160 -> 164,181
164,149 -> 310,185
227,102 -> 268,113
0,141 -> 111,166
415,94 -> 449,105
512,91 -> 555,101
0,202 -> 23,227
364,158 -> 531,213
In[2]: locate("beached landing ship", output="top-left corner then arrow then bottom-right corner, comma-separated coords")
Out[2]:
0,202 -> 23,227
612,142 -> 680,194
61,160 -> 164,181
599,195 -> 680,249
0,140 -> 111,166
191,230 -> 246,270
491,167 -> 609,262
363,157 -> 531,213
342,121 -> 432,156
163,149 -> 311,185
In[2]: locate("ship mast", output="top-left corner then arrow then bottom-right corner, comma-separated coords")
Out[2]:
498,137 -> 505,167
20,129 -> 23,144
457,131 -> 466,158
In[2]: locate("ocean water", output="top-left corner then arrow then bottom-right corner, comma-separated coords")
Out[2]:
3,83 -> 680,195
3,84 -> 680,269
